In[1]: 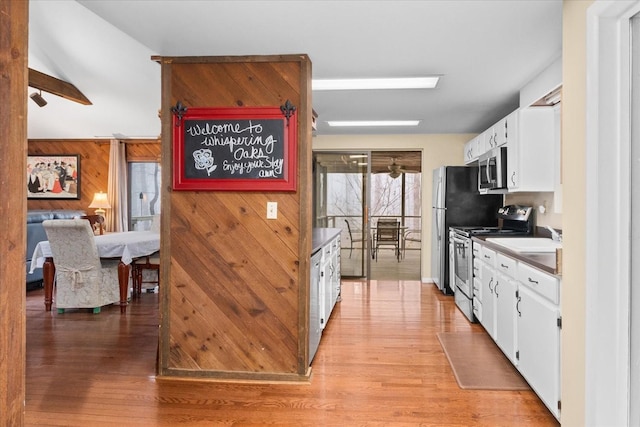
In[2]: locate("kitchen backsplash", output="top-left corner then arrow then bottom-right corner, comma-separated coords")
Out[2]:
504,192 -> 561,230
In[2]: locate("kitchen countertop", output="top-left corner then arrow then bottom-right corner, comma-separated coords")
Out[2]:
312,228 -> 342,255
472,235 -> 561,276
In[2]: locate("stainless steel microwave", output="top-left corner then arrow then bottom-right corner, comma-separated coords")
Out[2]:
478,146 -> 507,192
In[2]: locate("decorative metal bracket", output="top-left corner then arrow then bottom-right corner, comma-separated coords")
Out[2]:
280,100 -> 296,126
170,101 -> 188,126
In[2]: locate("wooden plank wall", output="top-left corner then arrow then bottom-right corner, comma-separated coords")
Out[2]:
27,140 -> 160,212
0,0 -> 27,423
157,55 -> 313,381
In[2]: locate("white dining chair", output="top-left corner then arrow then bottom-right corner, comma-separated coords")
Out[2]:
42,219 -> 122,313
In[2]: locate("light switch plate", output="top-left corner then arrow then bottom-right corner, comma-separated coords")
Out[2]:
267,202 -> 278,219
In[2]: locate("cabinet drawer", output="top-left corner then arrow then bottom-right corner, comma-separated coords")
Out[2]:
473,258 -> 482,279
473,277 -> 482,300
481,247 -> 496,265
496,253 -> 517,277
323,245 -> 332,258
332,237 -> 340,251
473,297 -> 482,322
472,242 -> 482,257
518,262 -> 559,304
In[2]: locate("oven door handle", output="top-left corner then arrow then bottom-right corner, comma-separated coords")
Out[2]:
452,235 -> 468,246
451,235 -> 469,255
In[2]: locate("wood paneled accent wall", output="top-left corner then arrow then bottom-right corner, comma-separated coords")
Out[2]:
0,0 -> 27,423
156,55 -> 312,381
28,139 -> 160,212
28,140 -> 111,212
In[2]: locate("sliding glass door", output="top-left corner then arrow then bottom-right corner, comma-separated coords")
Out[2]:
313,150 -> 423,280
313,152 -> 370,278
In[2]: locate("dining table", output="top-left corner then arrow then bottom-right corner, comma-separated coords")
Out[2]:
29,231 -> 160,314
370,225 -> 409,260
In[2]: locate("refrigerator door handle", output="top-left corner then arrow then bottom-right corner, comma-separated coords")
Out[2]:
433,207 -> 446,241
434,207 -> 441,241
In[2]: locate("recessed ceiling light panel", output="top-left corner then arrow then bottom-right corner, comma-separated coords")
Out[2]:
313,77 -> 439,91
327,120 -> 420,127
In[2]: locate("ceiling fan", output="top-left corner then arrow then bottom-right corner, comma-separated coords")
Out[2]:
387,157 -> 418,178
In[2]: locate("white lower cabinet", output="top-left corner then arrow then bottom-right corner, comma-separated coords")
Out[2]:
472,277 -> 482,322
472,241 -> 561,420
495,271 -> 518,364
320,243 -> 332,329
479,247 -> 497,339
495,254 -> 518,364
332,235 -> 341,304
517,264 -> 561,419
471,243 -> 482,321
309,251 -> 322,363
320,235 -> 341,330
310,230 -> 342,365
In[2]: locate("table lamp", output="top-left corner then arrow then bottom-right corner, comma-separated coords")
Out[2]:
88,191 -> 111,216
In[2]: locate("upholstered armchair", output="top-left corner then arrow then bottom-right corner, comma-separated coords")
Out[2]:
42,219 -> 121,313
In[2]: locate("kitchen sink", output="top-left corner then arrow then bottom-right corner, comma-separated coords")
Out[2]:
485,237 -> 562,253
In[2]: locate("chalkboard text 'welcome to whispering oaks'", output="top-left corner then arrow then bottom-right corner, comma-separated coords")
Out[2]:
183,119 -> 286,180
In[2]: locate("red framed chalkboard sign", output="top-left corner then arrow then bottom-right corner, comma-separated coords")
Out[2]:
171,101 -> 297,191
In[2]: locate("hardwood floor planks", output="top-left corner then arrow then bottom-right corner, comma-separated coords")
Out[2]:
25,280 -> 558,426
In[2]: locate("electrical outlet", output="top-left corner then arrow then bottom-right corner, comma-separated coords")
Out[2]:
266,202 -> 277,219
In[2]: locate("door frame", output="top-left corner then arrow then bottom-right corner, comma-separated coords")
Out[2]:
585,1 -> 640,424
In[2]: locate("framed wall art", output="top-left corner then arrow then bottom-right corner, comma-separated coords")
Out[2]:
171,101 -> 298,191
27,154 -> 80,199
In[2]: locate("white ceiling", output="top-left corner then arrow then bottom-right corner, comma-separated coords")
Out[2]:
27,0 -> 562,140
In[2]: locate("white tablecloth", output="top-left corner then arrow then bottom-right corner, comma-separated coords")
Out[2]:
29,231 -> 160,273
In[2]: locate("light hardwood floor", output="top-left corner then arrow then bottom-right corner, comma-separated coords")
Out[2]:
341,248 -> 422,281
25,280 -> 558,426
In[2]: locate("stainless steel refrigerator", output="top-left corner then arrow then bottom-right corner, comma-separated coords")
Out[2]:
431,166 -> 503,294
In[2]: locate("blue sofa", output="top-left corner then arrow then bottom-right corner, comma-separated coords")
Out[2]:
26,209 -> 85,289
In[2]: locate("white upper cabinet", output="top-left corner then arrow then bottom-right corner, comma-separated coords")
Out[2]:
485,123 -> 498,150
462,57 -> 563,195
506,107 -> 555,192
464,106 -> 555,192
495,111 -> 517,147
485,117 -> 507,150
464,135 -> 480,164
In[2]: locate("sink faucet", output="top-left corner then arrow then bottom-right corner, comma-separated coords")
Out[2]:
545,225 -> 562,242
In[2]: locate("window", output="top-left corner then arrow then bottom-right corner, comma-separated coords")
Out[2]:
129,162 -> 161,231
370,172 -> 421,228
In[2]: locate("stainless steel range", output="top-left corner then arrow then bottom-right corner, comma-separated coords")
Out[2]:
449,205 -> 533,322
